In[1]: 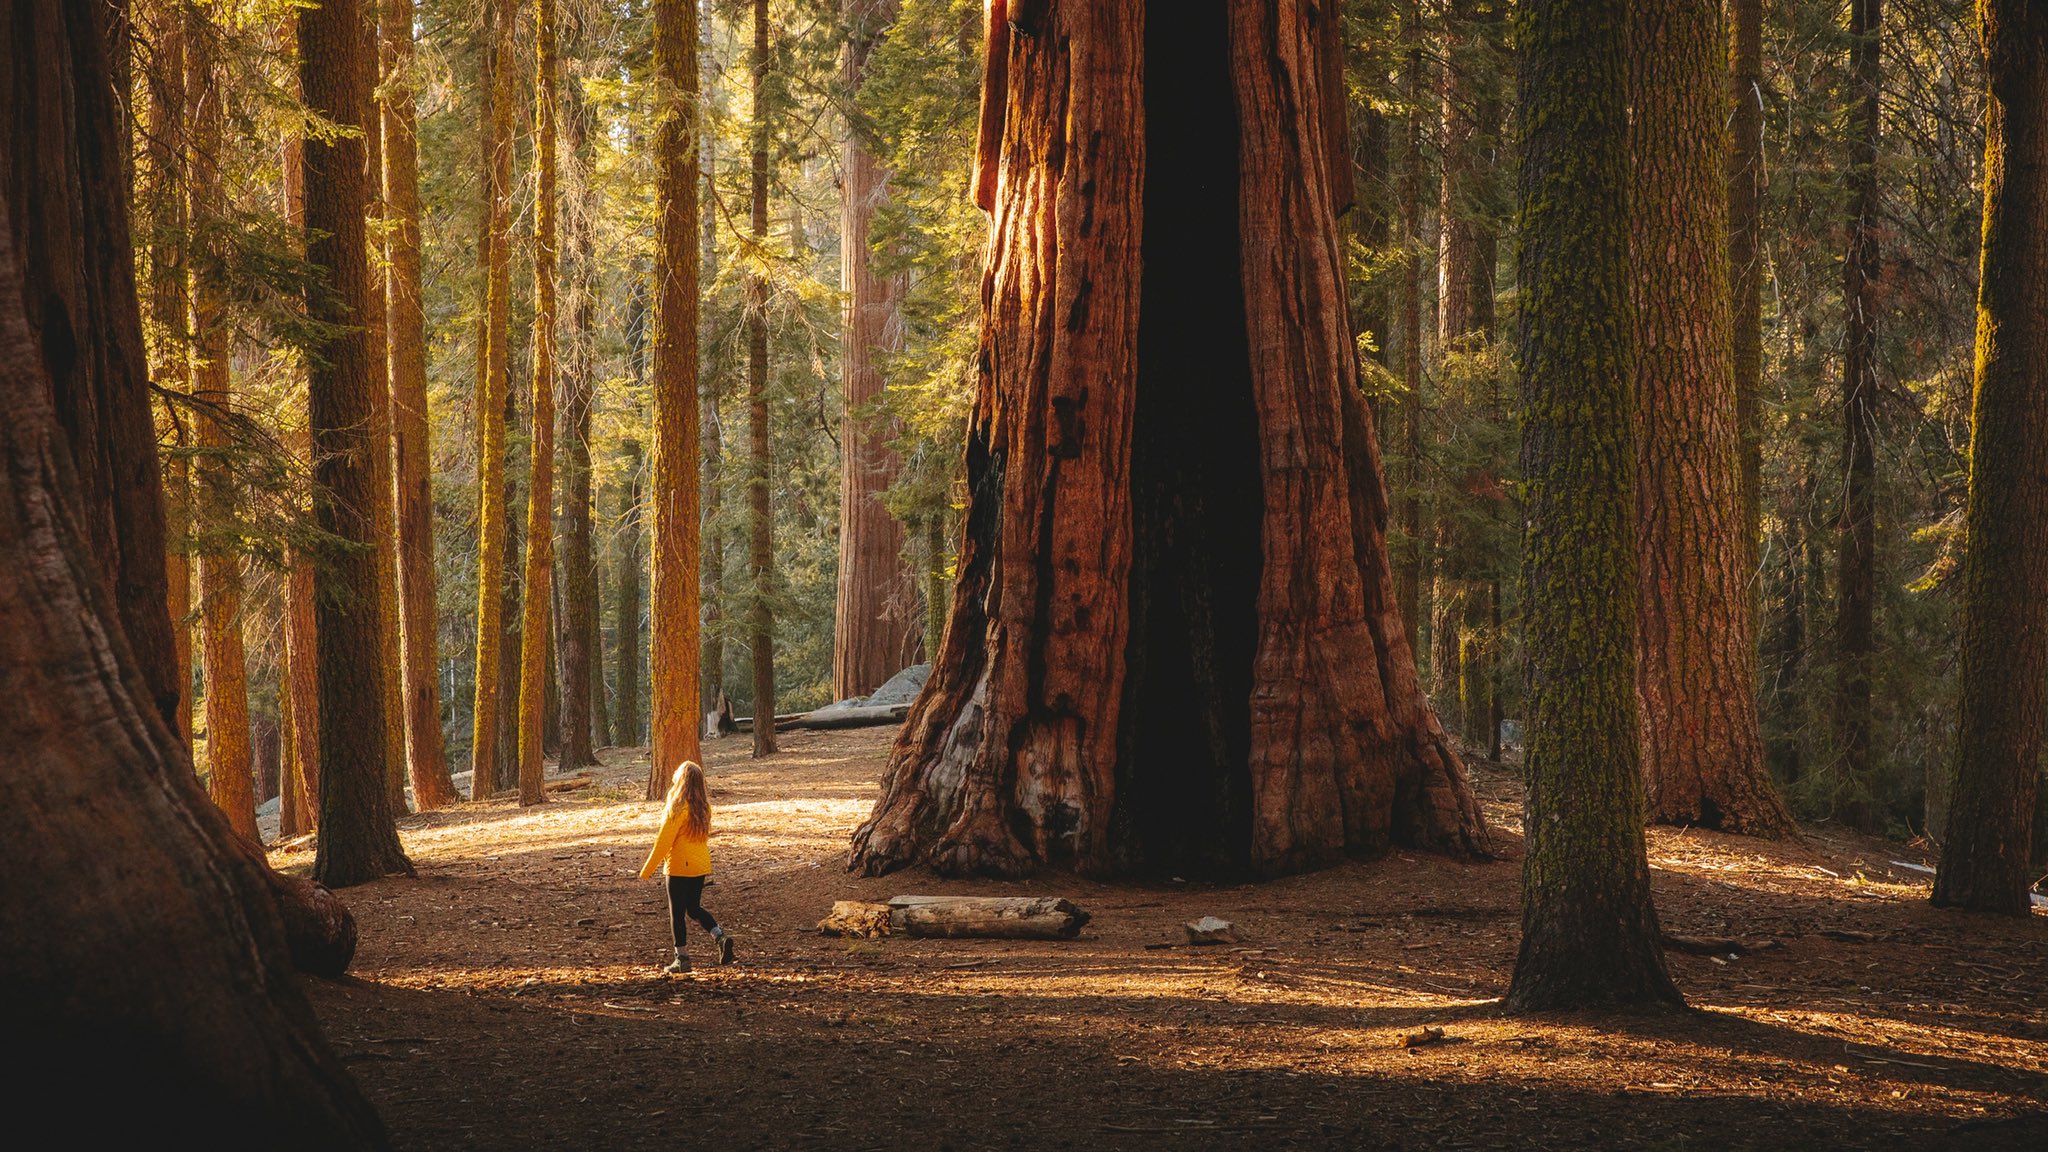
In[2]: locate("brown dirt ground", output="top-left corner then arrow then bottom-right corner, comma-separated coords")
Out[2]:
280,728 -> 2048,1150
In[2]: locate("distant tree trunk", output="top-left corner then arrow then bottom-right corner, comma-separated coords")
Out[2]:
141,11 -> 193,756
282,154 -> 323,830
186,6 -> 257,841
557,77 -> 599,770
280,637 -> 306,837
649,0 -> 703,793
472,0 -> 516,800
834,0 -> 920,701
380,0 -> 458,809
1728,0 -> 1764,555
1391,0 -> 1427,654
746,0 -> 777,757
301,0 -> 413,887
1432,0 -> 1501,752
1626,0 -> 1792,837
1932,0 -> 2048,917
516,0 -> 559,808
357,0 -> 406,817
615,437 -> 646,747
850,0 -> 1486,880
1507,0 -> 1683,1012
1761,482 -> 1809,785
496,389 -> 525,796
1836,0 -> 1881,827
702,204 -> 728,712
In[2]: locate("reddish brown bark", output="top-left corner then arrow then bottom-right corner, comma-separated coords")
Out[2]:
849,0 -> 1486,881
0,4 -> 384,1136
834,0 -> 921,700
648,0 -> 703,791
380,0 -> 458,809
1627,0 -> 1792,837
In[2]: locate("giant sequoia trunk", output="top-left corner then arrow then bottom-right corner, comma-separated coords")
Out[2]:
833,0 -> 922,701
848,0 -> 1487,881
1,4 -> 385,1138
1932,0 -> 2048,917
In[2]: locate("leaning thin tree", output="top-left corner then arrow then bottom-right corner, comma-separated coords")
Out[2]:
849,0 -> 1487,880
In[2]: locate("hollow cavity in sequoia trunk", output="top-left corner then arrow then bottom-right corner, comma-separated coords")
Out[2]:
1111,0 -> 1263,877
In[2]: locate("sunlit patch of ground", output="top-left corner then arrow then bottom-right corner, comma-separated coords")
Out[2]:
286,727 -> 2048,1150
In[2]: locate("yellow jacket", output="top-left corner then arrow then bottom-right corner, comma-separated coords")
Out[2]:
638,779 -> 711,879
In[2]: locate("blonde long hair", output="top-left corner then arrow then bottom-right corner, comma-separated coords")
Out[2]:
671,761 -> 711,840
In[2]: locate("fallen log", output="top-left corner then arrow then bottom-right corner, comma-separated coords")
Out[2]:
784,703 -> 911,731
817,900 -> 894,938
887,895 -> 1091,940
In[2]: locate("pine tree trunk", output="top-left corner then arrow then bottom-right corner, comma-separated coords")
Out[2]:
356,0 -> 406,817
1506,0 -> 1683,1012
1837,0 -> 1882,828
186,7 -> 257,842
747,0 -> 777,758
1626,0 -> 1792,837
1932,0 -> 2048,917
833,0 -> 920,701
557,80 -> 599,770
497,395 -> 524,796
471,0 -> 516,800
615,436 -> 645,747
649,0 -> 704,793
701,281 -> 727,712
849,0 -> 1486,881
282,155 -> 324,829
141,11 -> 193,756
1728,0 -> 1765,556
380,0 -> 458,809
301,0 -> 413,887
516,0 -> 559,808
1392,1 -> 1427,654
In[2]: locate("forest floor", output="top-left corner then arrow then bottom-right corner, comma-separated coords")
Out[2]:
282,727 -> 2048,1150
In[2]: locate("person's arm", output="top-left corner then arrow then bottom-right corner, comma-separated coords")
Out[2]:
638,789 -> 686,879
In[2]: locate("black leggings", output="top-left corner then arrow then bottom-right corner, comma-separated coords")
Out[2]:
666,875 -> 718,948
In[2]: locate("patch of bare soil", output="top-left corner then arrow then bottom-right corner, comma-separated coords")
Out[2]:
282,729 -> 2048,1150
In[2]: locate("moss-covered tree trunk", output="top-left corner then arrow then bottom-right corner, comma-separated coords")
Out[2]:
746,0 -> 778,758
833,0 -> 920,701
648,0 -> 703,794
471,0 -> 516,800
1506,0 -> 1683,1012
516,0 -> 559,808
1932,0 -> 2048,917
380,0 -> 458,810
301,0 -> 412,888
1836,0 -> 1882,827
848,0 -> 1486,881
1626,0 -> 1792,837
185,7 -> 257,841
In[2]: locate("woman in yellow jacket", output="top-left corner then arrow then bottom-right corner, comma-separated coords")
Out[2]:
639,761 -> 735,973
